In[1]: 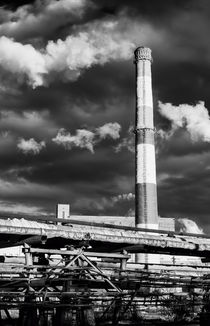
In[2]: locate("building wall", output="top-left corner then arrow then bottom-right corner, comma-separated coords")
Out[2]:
159,217 -> 175,232
70,215 -> 176,232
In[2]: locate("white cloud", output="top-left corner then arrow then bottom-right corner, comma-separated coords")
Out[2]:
96,122 -> 121,140
52,128 -> 95,153
44,21 -> 135,82
0,36 -> 46,88
158,101 -> 210,143
177,218 -> 203,234
52,122 -> 121,153
112,192 -> 135,203
0,17 -> 136,87
17,138 -> 45,155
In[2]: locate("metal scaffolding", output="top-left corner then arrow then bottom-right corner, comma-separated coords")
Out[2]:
0,241 -> 208,325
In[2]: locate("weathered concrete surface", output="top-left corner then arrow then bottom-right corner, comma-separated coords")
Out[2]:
0,218 -> 210,257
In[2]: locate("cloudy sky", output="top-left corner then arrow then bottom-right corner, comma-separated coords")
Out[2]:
0,0 -> 210,231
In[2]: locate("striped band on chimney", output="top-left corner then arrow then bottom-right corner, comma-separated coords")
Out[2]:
134,47 -> 159,230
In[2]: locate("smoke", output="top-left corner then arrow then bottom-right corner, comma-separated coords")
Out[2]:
158,101 -> 210,143
177,218 -> 203,234
52,122 -> 121,153
0,19 -> 135,88
17,138 -> 46,155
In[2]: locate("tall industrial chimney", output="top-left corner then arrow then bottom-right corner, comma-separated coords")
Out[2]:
134,47 -> 159,233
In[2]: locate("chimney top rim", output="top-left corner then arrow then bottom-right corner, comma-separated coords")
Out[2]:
134,47 -> 152,62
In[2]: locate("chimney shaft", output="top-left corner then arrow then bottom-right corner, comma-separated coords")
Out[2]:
134,47 -> 158,230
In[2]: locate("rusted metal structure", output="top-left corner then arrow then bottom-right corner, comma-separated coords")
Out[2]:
0,217 -> 208,325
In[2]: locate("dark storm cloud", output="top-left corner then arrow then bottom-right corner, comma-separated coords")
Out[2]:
0,0 -> 35,9
0,0 -> 90,41
17,146 -> 133,185
92,0 -> 195,18
157,147 -> 210,230
153,62 -> 210,109
158,166 -> 210,231
156,129 -> 210,157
